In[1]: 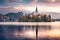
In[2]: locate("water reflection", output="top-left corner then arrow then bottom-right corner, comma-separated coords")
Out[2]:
0,25 -> 60,40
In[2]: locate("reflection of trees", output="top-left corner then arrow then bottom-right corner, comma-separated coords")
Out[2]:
23,25 -> 35,31
1,25 -> 52,40
38,25 -> 51,30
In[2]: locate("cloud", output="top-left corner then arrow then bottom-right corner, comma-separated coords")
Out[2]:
0,0 -> 60,6
5,0 -> 20,3
0,0 -> 34,6
0,0 -> 5,5
37,0 -> 46,2
0,0 -> 30,7
37,0 -> 60,4
0,7 -> 19,14
0,0 -> 60,14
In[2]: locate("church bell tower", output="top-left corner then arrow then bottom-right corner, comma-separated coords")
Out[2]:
35,6 -> 38,14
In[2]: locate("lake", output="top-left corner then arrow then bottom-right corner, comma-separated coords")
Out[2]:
0,22 -> 60,40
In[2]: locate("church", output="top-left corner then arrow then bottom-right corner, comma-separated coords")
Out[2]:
20,7 -> 51,22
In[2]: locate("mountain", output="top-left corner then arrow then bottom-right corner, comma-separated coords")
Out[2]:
5,12 -> 23,21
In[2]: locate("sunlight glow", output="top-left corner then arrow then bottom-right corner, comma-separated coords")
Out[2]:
14,29 -> 60,38
48,0 -> 56,2
49,29 -> 60,37
14,30 -> 35,38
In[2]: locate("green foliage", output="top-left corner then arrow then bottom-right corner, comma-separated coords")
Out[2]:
20,14 -> 51,22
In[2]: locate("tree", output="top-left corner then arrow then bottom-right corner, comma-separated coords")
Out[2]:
43,15 -> 48,22
34,15 -> 41,22
21,16 -> 27,22
47,15 -> 51,22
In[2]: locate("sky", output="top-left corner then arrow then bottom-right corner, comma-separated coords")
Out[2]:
0,0 -> 60,14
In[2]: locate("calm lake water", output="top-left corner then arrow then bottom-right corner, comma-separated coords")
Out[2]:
0,22 -> 60,40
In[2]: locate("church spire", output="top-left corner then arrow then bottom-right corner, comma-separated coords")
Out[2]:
35,6 -> 38,13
